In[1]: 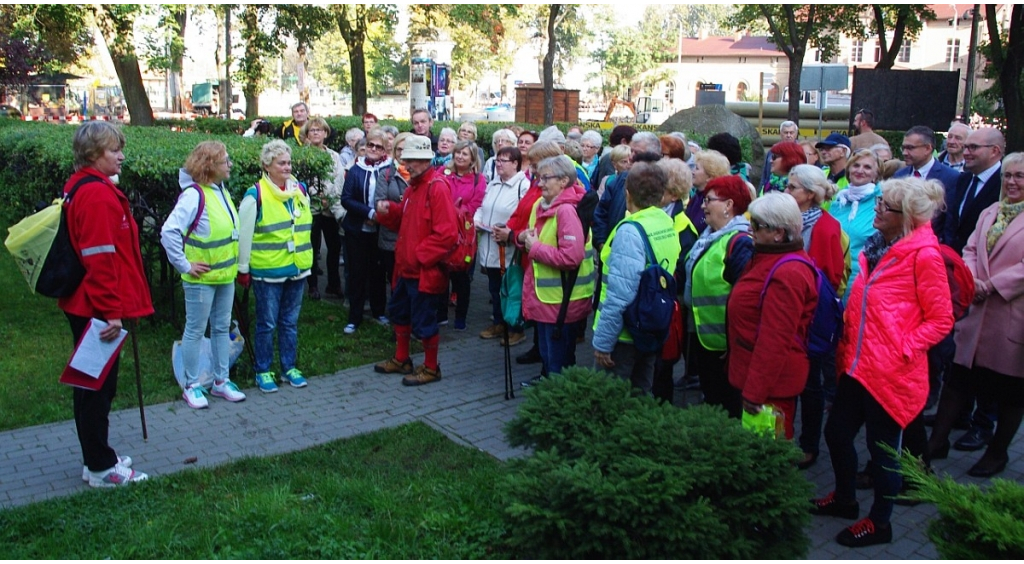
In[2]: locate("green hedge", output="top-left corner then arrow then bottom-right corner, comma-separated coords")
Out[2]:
501,367 -> 812,559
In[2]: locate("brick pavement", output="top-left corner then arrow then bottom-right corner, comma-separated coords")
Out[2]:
1,271 -> 1020,559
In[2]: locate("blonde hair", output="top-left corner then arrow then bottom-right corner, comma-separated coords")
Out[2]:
260,139 -> 291,168
527,140 -> 563,164
880,176 -> 946,235
446,140 -> 482,174
392,131 -> 412,160
610,144 -> 631,166
694,150 -> 731,182
656,158 -> 693,202
184,141 -> 228,186
847,148 -> 881,181
299,117 -> 331,146
73,121 -> 126,170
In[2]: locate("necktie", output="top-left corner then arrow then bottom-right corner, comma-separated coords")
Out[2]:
913,170 -> 922,178
960,176 -> 980,217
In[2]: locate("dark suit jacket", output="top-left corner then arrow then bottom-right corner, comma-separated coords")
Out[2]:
941,167 -> 1002,254
893,160 -> 961,193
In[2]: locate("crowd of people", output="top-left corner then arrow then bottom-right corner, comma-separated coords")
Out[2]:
62,110 -> 1023,551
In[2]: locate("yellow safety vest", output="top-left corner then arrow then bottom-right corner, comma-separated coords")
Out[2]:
529,199 -> 595,304
249,177 -> 313,278
594,206 -> 680,343
690,234 -> 737,351
183,184 -> 239,285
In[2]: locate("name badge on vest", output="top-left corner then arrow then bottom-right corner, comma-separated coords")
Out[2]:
287,240 -> 295,252
292,207 -> 301,219
231,229 -> 239,241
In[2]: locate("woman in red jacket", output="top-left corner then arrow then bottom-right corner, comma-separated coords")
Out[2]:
727,193 -> 818,440
785,164 -> 845,469
811,177 -> 952,548
61,121 -> 154,487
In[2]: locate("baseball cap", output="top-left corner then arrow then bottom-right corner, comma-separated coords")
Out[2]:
401,135 -> 434,160
815,133 -> 851,149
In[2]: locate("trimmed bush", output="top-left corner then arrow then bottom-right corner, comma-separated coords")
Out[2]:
501,367 -> 812,559
900,455 -> 1024,558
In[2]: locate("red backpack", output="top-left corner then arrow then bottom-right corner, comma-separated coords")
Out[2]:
939,244 -> 974,320
427,177 -> 478,273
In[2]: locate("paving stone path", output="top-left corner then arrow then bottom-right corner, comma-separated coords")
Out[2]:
2,271 -> 1019,559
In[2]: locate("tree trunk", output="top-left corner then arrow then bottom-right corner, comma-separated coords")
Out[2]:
171,7 -> 187,113
786,55 -> 803,124
223,7 -> 233,117
543,5 -> 561,125
297,44 -> 309,105
349,40 -> 368,115
96,5 -> 154,126
990,4 -> 1023,152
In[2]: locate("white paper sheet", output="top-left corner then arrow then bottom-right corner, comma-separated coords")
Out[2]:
68,319 -> 128,378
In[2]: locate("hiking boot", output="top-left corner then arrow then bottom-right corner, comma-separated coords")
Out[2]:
501,331 -> 527,347
283,368 -> 308,388
212,379 -> 246,402
375,357 -> 414,375
183,384 -> 209,409
88,463 -> 148,488
255,372 -> 278,393
809,492 -> 860,519
308,287 -> 321,300
402,365 -> 442,386
479,324 -> 504,339
836,517 -> 892,547
82,455 -> 131,482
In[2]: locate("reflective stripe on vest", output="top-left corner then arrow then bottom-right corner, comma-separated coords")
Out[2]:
529,199 -> 595,304
249,177 -> 313,278
691,234 -> 735,351
594,207 -> 681,343
183,185 -> 239,285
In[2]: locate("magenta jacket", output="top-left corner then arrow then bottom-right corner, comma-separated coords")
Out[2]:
441,169 -> 486,217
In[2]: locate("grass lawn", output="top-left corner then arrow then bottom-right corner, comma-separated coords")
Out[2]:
0,422 -> 511,559
0,228 -> 401,432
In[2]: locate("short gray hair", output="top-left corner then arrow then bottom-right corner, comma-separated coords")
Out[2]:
438,127 -> 457,142
260,139 -> 292,168
581,130 -> 602,149
748,192 -> 803,243
787,164 -> 834,206
656,158 -> 693,202
631,131 -> 661,155
780,120 -> 798,132
492,128 -> 516,148
379,124 -> 399,138
345,127 -> 364,144
535,155 -> 577,182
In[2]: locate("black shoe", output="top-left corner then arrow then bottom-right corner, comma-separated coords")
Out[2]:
324,286 -> 344,299
308,288 -> 321,300
520,375 -> 545,389
797,452 -> 818,470
967,454 -> 1009,478
836,518 -> 892,547
855,470 -> 873,490
516,346 -> 542,365
893,481 -> 922,506
809,492 -> 860,519
953,428 -> 993,452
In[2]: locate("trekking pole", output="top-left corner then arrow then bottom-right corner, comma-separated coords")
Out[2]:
232,286 -> 256,368
500,244 -> 514,400
128,319 -> 148,441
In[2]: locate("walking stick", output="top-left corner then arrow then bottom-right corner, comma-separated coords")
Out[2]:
500,244 -> 514,400
128,319 -> 148,441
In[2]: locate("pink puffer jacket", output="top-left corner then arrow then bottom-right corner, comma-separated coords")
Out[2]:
838,224 -> 953,428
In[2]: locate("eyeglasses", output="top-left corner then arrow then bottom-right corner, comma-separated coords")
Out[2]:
875,197 -> 903,214
218,158 -> 232,165
964,144 -> 996,152
1003,172 -> 1024,182
581,143 -> 598,150
749,219 -> 774,232
366,142 -> 385,151
539,175 -> 561,183
703,196 -> 729,204
308,128 -> 325,134
496,159 -> 514,164
901,144 -> 926,152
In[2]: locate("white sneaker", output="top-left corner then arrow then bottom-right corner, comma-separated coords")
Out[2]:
344,323 -> 357,334
375,316 -> 390,327
183,384 -> 209,409
82,455 -> 132,482
211,379 -> 246,402
88,463 -> 148,488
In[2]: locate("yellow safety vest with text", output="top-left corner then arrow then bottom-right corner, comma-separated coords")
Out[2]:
183,184 -> 239,285
529,199 -> 595,304
249,177 -> 313,278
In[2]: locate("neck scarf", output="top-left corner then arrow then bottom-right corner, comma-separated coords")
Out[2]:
987,198 -> 1024,252
800,206 -> 823,252
834,183 -> 877,220
862,230 -> 901,274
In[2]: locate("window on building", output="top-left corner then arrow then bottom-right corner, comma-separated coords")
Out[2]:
851,40 -> 863,63
946,39 -> 961,63
898,41 -> 911,63
873,41 -> 881,63
814,49 -> 822,62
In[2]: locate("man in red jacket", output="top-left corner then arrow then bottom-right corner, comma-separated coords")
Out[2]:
373,135 -> 459,386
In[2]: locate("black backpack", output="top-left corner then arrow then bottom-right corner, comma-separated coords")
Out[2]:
36,175 -> 102,298
621,221 -> 677,353
553,189 -> 601,339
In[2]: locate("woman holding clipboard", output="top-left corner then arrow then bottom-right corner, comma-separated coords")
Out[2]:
60,122 -> 154,487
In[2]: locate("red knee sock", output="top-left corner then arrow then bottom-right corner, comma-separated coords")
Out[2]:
422,334 -> 440,369
394,324 -> 411,362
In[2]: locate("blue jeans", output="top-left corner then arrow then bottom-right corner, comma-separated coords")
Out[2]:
182,281 -> 235,387
536,321 -> 578,376
252,278 -> 304,374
